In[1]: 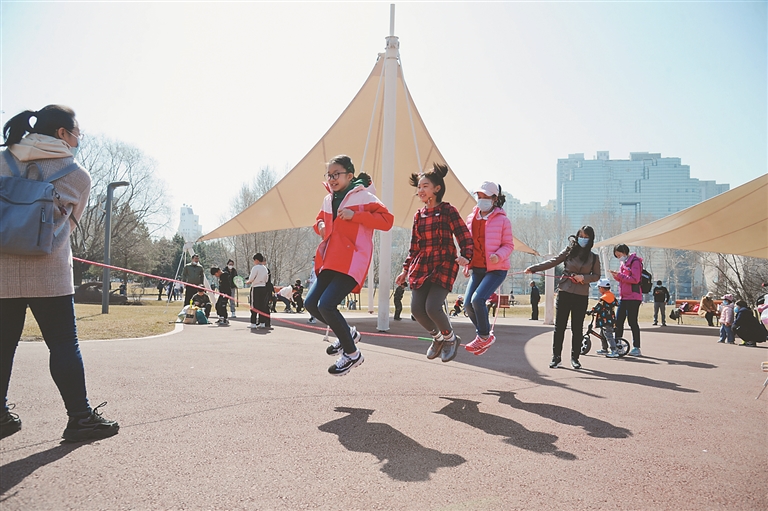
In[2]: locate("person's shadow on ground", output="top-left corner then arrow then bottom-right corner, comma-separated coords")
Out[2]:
0,441 -> 89,499
318,407 -> 465,482
578,367 -> 698,393
484,390 -> 632,439
434,397 -> 576,460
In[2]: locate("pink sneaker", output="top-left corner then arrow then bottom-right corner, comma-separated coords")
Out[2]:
464,335 -> 482,353
472,334 -> 496,355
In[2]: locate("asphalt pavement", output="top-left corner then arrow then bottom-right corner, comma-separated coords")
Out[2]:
1,312 -> 766,510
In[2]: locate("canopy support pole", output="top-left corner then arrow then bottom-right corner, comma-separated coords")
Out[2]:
377,4 -> 399,331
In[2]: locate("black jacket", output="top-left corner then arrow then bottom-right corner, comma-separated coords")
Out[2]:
653,285 -> 670,303
530,285 -> 540,304
218,269 -> 233,296
734,307 -> 767,343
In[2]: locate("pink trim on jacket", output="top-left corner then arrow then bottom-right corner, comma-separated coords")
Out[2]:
614,253 -> 643,301
465,206 -> 514,271
313,182 -> 394,292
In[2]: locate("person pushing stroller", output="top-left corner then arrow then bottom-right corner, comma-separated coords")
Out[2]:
590,278 -> 620,358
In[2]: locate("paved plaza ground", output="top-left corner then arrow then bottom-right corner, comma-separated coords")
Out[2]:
1,313 -> 766,510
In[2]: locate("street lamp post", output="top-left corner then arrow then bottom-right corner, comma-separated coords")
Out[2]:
102,181 -> 129,313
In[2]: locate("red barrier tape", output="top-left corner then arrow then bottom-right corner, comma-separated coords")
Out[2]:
72,257 -> 433,341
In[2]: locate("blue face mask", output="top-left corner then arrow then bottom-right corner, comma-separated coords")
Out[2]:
70,144 -> 79,158
477,198 -> 493,212
619,255 -> 628,262
577,237 -> 590,248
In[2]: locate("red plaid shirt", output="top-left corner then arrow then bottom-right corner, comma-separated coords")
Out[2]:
403,202 -> 473,291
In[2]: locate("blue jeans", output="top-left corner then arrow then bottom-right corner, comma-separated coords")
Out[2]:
304,270 -> 358,355
0,295 -> 91,417
616,299 -> 642,348
719,324 -> 735,343
464,268 -> 508,337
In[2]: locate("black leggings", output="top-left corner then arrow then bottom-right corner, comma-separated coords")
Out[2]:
553,291 -> 589,360
616,299 -> 641,348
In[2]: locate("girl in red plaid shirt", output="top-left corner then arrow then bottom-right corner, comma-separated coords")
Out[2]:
396,164 -> 473,363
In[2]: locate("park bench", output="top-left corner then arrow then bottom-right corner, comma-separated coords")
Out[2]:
673,299 -> 721,325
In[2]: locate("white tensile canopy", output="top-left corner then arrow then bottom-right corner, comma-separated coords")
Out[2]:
595,173 -> 768,259
199,55 -> 537,254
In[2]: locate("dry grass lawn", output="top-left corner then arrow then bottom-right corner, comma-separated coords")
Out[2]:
21,300 -> 181,341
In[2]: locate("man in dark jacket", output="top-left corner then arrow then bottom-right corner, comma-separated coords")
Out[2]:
652,280 -> 671,326
529,280 -> 540,320
182,254 -> 205,306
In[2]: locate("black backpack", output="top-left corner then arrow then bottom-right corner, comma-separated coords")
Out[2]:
640,266 -> 653,294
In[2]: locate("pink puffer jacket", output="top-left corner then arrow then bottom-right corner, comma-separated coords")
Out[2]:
465,206 -> 514,271
614,253 -> 643,301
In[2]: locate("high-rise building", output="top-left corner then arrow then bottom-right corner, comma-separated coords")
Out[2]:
177,205 -> 202,242
557,152 -> 729,234
503,194 -> 557,222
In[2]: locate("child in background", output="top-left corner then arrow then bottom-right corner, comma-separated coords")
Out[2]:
717,294 -> 735,344
210,266 -> 232,325
191,289 -> 212,318
590,278 -> 620,358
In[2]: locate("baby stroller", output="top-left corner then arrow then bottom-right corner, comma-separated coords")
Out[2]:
580,311 -> 630,357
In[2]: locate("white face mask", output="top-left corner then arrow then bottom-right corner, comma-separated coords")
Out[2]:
192,261 -> 199,266
477,198 -> 493,212
619,255 -> 627,263
227,265 -> 234,269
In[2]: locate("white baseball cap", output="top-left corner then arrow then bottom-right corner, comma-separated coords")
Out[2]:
474,181 -> 500,196
596,278 -> 611,288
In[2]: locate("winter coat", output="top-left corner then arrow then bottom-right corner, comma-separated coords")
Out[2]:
614,253 -> 643,301
464,206 -> 514,272
734,307 -> 767,343
1,136 -> 90,299
182,263 -> 205,286
591,290 -> 618,328
530,285 -> 540,304
314,181 -> 394,292
527,247 -> 601,297
719,302 -> 734,326
403,202 -> 473,291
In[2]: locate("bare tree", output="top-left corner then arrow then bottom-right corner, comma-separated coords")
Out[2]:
220,166 -> 317,286
701,253 -> 768,305
70,134 -> 171,284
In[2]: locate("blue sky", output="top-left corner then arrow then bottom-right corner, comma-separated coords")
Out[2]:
2,1 -> 765,236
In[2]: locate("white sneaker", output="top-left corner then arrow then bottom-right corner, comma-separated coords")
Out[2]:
248,324 -> 258,329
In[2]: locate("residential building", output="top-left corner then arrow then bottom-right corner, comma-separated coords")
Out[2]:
177,205 -> 202,242
557,152 -> 729,234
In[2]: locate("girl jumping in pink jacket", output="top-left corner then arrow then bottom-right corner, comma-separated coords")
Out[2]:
463,182 -> 515,355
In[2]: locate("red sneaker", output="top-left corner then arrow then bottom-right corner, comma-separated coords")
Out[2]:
464,335 -> 482,353
472,334 -> 496,355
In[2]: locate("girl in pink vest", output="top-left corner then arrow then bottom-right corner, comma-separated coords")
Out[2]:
462,182 -> 515,355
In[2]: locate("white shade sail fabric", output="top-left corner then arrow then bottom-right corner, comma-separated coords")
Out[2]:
595,174 -> 768,259
199,55 -> 538,256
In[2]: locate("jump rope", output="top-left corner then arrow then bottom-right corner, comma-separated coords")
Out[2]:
73,257 -> 568,345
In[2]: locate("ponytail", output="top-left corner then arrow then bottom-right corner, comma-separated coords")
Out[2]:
2,105 -> 77,147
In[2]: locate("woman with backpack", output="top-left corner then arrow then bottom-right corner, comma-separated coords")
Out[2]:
0,105 -> 119,442
610,244 -> 644,357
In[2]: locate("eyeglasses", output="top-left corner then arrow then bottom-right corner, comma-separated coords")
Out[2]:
324,171 -> 350,181
66,129 -> 82,141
